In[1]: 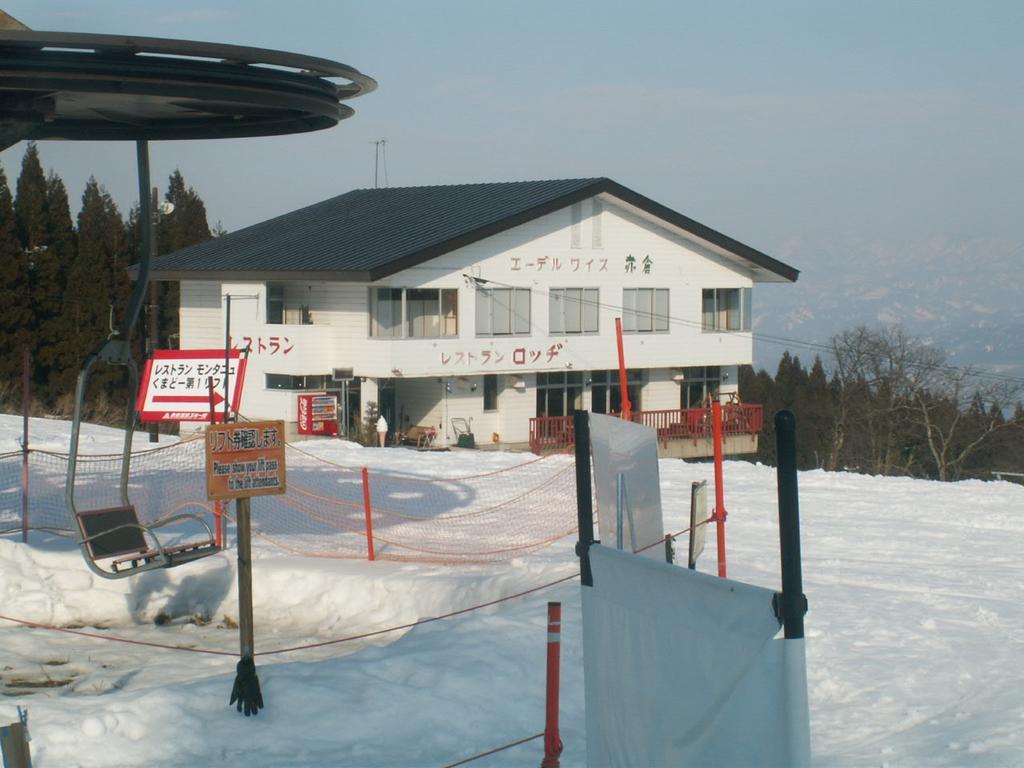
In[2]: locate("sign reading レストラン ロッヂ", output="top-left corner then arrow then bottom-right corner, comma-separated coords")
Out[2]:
205,420 -> 287,501
137,349 -> 247,422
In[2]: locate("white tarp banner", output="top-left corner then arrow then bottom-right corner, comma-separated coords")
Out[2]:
582,545 -> 811,767
588,412 -> 665,556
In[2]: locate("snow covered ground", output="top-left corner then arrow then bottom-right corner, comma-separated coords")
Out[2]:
1,413 -> 1022,767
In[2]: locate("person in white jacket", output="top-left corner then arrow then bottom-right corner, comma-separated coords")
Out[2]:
376,414 -> 388,447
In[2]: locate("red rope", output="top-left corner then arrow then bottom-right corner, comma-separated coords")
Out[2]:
442,732 -> 543,767
0,572 -> 579,657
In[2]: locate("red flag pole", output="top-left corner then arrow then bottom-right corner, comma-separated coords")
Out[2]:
712,400 -> 727,578
614,318 -> 631,421
541,601 -> 563,768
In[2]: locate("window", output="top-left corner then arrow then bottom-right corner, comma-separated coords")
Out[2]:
702,288 -> 751,331
550,288 -> 599,334
266,282 -> 312,325
369,288 -> 458,338
536,371 -> 584,417
266,373 -> 330,390
483,374 -> 499,411
475,287 -> 531,336
679,366 -> 721,409
369,288 -> 402,338
588,370 -> 643,414
622,288 -> 669,333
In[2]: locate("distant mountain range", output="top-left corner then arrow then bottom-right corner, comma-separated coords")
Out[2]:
752,234 -> 1024,378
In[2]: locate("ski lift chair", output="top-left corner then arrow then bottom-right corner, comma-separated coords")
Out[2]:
75,505 -> 220,579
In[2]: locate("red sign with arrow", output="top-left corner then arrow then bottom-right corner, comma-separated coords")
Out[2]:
136,349 -> 247,422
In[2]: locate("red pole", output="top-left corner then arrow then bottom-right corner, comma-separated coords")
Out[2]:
712,401 -> 727,578
614,318 -> 632,421
362,467 -> 376,561
541,601 -> 562,768
21,349 -> 30,543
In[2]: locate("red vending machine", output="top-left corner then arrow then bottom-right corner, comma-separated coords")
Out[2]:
297,393 -> 338,436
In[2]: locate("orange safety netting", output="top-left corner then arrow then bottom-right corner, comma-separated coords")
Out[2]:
0,440 -> 579,564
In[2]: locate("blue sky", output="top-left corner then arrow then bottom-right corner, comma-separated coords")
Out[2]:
2,0 -> 1022,259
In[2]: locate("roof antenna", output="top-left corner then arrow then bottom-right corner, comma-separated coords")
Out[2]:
373,138 -> 387,188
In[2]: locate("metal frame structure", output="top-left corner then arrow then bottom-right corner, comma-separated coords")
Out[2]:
0,28 -> 375,578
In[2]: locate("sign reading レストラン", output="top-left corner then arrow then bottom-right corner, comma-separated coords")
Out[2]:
137,349 -> 247,422
205,420 -> 287,500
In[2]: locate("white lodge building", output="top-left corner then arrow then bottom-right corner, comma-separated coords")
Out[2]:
153,178 -> 798,454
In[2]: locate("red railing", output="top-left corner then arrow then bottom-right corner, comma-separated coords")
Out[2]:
528,404 -> 764,455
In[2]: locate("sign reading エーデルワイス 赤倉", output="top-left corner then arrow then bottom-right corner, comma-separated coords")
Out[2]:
205,421 -> 287,500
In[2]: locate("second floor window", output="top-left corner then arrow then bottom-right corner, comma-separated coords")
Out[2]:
476,287 -> 531,336
550,288 -> 599,334
702,288 -> 751,331
266,282 -> 312,325
369,287 -> 458,338
622,288 -> 669,333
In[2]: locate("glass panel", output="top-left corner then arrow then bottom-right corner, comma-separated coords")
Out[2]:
567,371 -> 583,385
583,289 -> 599,332
636,288 -> 654,332
654,289 -> 669,332
742,287 -> 752,331
441,289 -> 458,336
267,284 -> 284,324
702,289 -> 716,330
547,388 -> 565,417
725,288 -> 741,330
565,288 -> 582,333
371,287 -> 401,337
549,290 -> 564,334
591,385 -> 607,414
514,288 -> 531,334
622,289 -> 636,332
536,386 -> 546,416
475,288 -> 491,335
567,385 -> 582,411
492,289 -> 512,335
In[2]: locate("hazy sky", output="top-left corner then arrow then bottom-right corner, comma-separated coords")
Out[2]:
2,0 -> 1022,264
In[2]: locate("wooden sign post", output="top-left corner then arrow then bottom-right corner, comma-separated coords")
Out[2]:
205,420 -> 287,717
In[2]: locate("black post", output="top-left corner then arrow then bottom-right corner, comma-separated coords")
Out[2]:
230,496 -> 263,716
573,409 -> 594,587
774,409 -> 806,639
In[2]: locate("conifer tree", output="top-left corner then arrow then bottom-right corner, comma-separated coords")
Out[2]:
0,164 -> 32,393
32,172 -> 76,402
57,178 -> 131,406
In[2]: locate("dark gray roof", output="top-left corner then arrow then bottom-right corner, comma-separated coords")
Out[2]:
151,178 -> 799,283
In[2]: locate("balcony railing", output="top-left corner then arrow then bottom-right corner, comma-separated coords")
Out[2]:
528,403 -> 764,455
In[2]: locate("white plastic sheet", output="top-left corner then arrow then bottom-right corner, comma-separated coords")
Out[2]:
582,545 -> 811,767
588,413 -> 665,556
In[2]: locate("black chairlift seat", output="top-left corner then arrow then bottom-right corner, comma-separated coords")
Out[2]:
75,505 -> 221,579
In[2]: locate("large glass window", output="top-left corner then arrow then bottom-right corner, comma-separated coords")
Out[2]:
536,371 -> 584,417
622,288 -> 669,333
369,287 -> 458,338
702,288 -> 752,331
679,366 -> 721,408
476,287 -> 531,336
550,288 -> 599,334
589,369 -> 643,414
